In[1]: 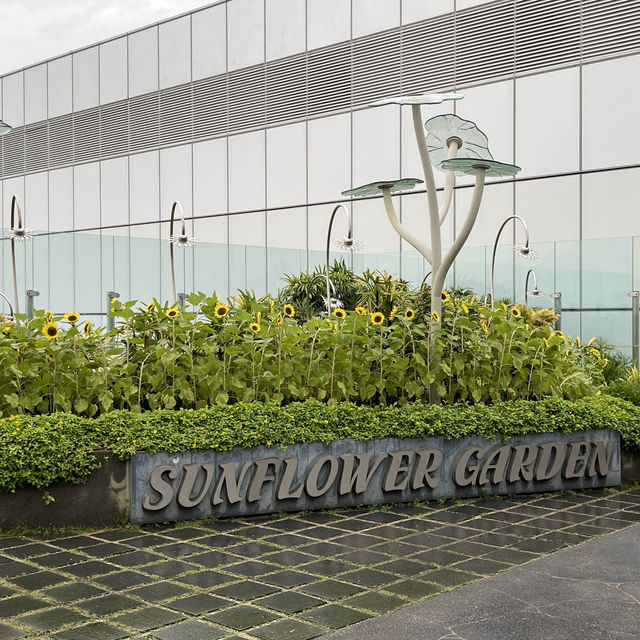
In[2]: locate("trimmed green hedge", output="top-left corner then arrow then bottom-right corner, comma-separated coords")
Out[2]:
1,396 -> 638,495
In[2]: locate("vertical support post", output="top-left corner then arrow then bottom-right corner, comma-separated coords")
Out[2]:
106,291 -> 119,331
551,292 -> 562,332
629,291 -> 639,369
25,290 -> 40,321
177,293 -> 188,308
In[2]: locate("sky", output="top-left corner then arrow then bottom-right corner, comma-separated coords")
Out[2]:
0,0 -> 210,75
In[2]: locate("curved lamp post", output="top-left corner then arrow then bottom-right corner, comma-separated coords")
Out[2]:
7,195 -> 33,320
0,119 -> 11,136
325,204 -> 361,314
524,269 -> 544,306
0,291 -> 14,319
169,201 -> 196,304
489,215 -> 536,309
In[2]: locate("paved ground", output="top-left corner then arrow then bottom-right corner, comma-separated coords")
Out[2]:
326,519 -> 640,640
0,487 -> 639,640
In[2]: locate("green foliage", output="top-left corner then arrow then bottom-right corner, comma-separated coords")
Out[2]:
0,395 -> 638,494
606,380 -> 640,406
0,295 -> 605,416
354,269 -> 411,317
593,339 -> 633,382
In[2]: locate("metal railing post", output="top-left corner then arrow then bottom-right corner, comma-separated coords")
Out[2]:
25,290 -> 40,321
106,291 -> 119,331
550,292 -> 562,332
629,291 -> 639,369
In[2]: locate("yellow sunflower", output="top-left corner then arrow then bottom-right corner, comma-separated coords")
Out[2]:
214,303 -> 230,318
276,313 -> 283,326
481,321 -> 489,334
144,302 -> 155,313
510,307 -> 521,318
389,307 -> 398,320
333,308 -> 346,319
43,321 -> 58,339
269,299 -> 275,315
64,312 -> 80,324
404,308 -> 415,320
283,304 -> 295,318
461,303 -> 469,314
590,347 -> 601,360
355,306 -> 366,316
370,311 -> 385,326
82,321 -> 92,336
441,290 -> 451,303
166,307 -> 180,319
431,310 -> 440,323
249,322 -> 260,333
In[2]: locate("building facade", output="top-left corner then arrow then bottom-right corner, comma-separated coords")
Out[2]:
1,0 -> 639,351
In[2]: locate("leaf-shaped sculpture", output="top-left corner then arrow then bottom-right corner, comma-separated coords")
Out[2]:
369,93 -> 463,107
342,178 -> 423,198
439,158 -> 521,178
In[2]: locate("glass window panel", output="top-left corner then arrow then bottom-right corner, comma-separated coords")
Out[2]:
101,157 -> 129,227
583,54 -> 640,170
160,144 -> 192,221
25,172 -> 48,233
308,113 -> 351,204
194,216 -> 229,300
582,169 -> 640,240
267,207 -> 306,294
48,168 -> 73,232
24,65 -> 47,124
353,0 -> 400,38
74,163 -> 100,230
555,239 -> 580,310
307,0 -> 350,50
516,67 -> 579,177
266,0 -> 305,61
558,310 -> 580,343
266,122 -> 306,208
73,47 -> 99,111
514,241 -> 554,308
308,203 -> 350,273
193,138 -> 227,215
48,56 -> 72,118
228,0 -> 264,71
192,4 -> 227,80
353,105 -> 400,188
457,181 -> 513,247
129,151 -> 159,224
229,212 -> 266,296
2,72 -> 23,127
582,237 -> 632,310
130,222 -> 161,302
128,27 -> 159,97
100,37 -> 128,104
31,234 -> 49,309
50,232 -> 75,312
453,245 -> 487,296
101,226 -> 131,305
582,311 -> 631,357
402,0 -> 453,24
160,220 -> 194,302
229,130 -> 265,213
159,16 -> 191,89
75,231 -> 102,314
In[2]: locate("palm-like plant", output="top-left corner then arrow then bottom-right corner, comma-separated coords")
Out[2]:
355,270 -> 411,317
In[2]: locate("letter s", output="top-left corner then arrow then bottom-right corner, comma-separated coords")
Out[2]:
142,465 -> 178,511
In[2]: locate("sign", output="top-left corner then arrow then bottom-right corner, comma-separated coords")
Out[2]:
130,430 -> 621,524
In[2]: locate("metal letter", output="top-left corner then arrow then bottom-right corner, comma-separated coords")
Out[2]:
478,446 -> 511,485
142,465 -> 178,511
563,441 -> 590,479
339,453 -> 387,495
383,451 -> 414,492
277,458 -> 304,500
247,458 -> 282,503
507,445 -> 538,483
534,443 -> 564,481
177,463 -> 215,508
212,461 -> 252,505
453,447 -> 484,486
305,456 -> 339,498
586,440 -> 615,478
411,450 -> 443,489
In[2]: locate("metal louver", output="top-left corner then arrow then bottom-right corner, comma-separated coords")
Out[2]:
583,0 -> 640,60
228,65 -> 265,132
129,93 -> 159,152
73,108 -> 101,163
48,115 -> 73,168
193,75 -> 227,140
25,121 -> 48,172
353,29 -> 401,107
160,83 -> 193,145
2,128 -> 24,175
307,41 -> 351,117
266,54 -> 307,124
100,100 -> 129,157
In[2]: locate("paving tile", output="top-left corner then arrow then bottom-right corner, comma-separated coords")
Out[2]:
0,595 -> 50,617
49,536 -> 103,550
564,523 -> 613,536
525,517 -> 570,531
9,570 -> 67,590
151,619 -> 227,640
0,561 -> 38,578
52,622 -> 129,640
231,526 -> 281,540
497,524 -> 546,537
358,512 -> 407,524
110,550 -> 164,567
483,547 -> 538,564
121,534 -> 169,549
251,618 -> 324,640
266,519 -> 312,532
127,581 -> 191,602
472,532 -> 522,547
0,538 -> 27,550
431,526 -> 478,540
206,604 -> 279,630
426,511 -> 470,524
402,533 -> 454,548
300,603 -> 372,628
153,542 -> 203,557
385,579 -> 443,599
93,530 -> 141,542
340,568 -> 396,587
189,550 -> 241,567
411,549 -> 465,566
189,534 -> 241,548
394,519 -> 439,532
166,593 -> 231,615
300,513 -> 346,525
453,557 -> 511,575
344,591 -> 406,614
0,622 -> 28,640
389,505 -> 433,516
61,560 -> 116,578
302,542 -> 349,556
332,519 -> 377,532
17,607 -> 88,632
421,568 -> 475,587
43,582 -> 106,603
176,570 -> 233,588
213,579 -> 278,600
227,560 -> 279,577
371,541 -> 423,556
588,517 -> 632,531
513,538 -> 567,553
567,504 -> 615,516
300,579 -> 364,600
265,533 -> 313,548
6,543 -> 57,558
158,527 -> 210,540
92,570 -> 154,590
336,550 -> 389,565
0,585 -> 17,598
445,541 -> 496,556
143,560 -> 198,577
76,593 -> 139,615
264,550 -> 316,566
113,606 -> 185,631
300,559 -> 353,577
302,526 -> 345,541
261,570 -> 316,588
463,518 -> 506,532
37,551 -> 86,568
609,510 -> 640,522
225,542 -> 278,557
255,590 -> 325,613
81,542 -> 133,558
448,505 -> 493,517
330,534 -> 380,549
377,558 -> 430,576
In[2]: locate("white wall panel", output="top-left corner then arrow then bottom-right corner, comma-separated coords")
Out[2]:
266,122 -> 306,208
192,4 -> 227,80
229,211 -> 265,246
228,0 -> 264,71
129,151 -> 160,224
266,0 -> 306,61
73,163 -> 100,229
24,172 -> 48,232
48,56 -> 72,118
160,144 -> 192,221
49,168 -> 74,232
100,37 -> 128,104
308,113 -> 351,203
2,73 -> 23,127
73,47 -> 99,111
159,16 -> 191,89
458,181 -> 513,247
229,130 -> 265,212
402,0 -> 453,23
457,0 -> 493,8
193,138 -> 227,215
128,27 -> 159,97
24,65 -> 47,124
353,0 -> 400,38
307,0 -> 351,50
101,157 -> 129,227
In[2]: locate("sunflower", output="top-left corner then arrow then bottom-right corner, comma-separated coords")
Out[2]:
370,311 -> 385,326
276,313 -> 283,326
481,321 -> 489,334
64,312 -> 80,324
166,307 -> 180,319
461,303 -> 469,314
355,306 -> 366,316
214,303 -> 230,318
389,307 -> 398,319
502,302 -> 508,312
510,307 -> 521,318
249,322 -> 260,333
333,308 -> 346,319
404,308 -> 415,320
441,291 -> 451,303
43,321 -> 58,339
269,299 -> 275,315
590,347 -> 601,360
144,302 -> 155,313
283,304 -> 295,318
543,338 -> 550,348
431,310 -> 440,323
82,321 -> 92,336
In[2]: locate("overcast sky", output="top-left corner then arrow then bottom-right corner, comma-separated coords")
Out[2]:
0,0 -> 210,75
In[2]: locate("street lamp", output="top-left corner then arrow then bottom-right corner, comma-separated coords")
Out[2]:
524,269 -> 544,307
7,195 -> 33,320
168,201 -> 196,304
